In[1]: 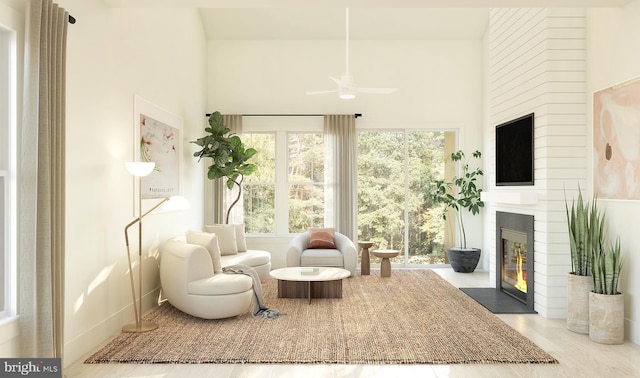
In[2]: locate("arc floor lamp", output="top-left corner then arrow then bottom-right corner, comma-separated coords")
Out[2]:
122,161 -> 189,333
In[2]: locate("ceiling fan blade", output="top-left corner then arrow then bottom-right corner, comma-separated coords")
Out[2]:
356,87 -> 399,94
331,76 -> 348,87
306,89 -> 339,95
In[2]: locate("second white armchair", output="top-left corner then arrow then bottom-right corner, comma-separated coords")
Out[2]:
286,230 -> 357,277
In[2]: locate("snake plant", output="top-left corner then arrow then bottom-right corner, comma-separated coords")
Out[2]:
565,188 -> 604,276
592,236 -> 622,295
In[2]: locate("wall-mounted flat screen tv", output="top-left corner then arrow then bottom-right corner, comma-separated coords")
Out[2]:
495,113 -> 534,186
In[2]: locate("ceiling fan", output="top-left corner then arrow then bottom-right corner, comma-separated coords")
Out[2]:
306,8 -> 398,100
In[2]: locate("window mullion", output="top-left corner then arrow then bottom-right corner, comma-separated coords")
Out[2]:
403,130 -> 410,267
0,27 -> 17,319
275,130 -> 288,235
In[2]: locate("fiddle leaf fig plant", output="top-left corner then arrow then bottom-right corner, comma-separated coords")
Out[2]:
430,150 -> 484,249
191,111 -> 257,223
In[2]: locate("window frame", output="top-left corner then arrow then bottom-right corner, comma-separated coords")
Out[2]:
242,131 -> 276,234
0,23 -> 17,320
286,131 -> 325,233
356,127 -> 458,267
241,116 -> 458,255
242,116 -> 323,237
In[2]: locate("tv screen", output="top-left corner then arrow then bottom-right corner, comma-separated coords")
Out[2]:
495,113 -> 534,186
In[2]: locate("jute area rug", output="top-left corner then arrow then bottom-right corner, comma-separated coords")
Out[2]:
85,269 -> 557,365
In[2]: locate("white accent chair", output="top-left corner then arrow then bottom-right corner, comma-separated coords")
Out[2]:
286,231 -> 357,277
160,239 -> 254,319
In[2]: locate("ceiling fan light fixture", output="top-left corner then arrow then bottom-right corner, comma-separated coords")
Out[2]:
339,90 -> 356,100
306,8 -> 398,99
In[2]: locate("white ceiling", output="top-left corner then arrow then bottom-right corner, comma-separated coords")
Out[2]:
104,0 -> 629,7
103,0 -> 631,40
199,8 -> 491,40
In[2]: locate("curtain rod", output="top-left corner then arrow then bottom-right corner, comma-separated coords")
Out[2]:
205,113 -> 362,118
69,15 -> 76,24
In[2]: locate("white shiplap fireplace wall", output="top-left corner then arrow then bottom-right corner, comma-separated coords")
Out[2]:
484,8 -> 587,318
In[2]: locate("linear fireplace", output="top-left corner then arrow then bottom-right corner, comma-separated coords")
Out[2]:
496,211 -> 535,311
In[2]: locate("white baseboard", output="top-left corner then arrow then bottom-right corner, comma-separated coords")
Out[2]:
64,287 -> 161,368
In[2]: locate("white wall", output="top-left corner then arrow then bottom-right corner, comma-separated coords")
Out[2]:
587,0 -> 640,344
207,39 -> 486,266
56,0 -> 207,366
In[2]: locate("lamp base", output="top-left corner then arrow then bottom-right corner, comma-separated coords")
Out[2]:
122,321 -> 158,333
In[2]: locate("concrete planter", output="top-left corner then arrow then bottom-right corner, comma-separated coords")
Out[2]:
589,291 -> 624,345
447,248 -> 481,273
567,273 -> 593,334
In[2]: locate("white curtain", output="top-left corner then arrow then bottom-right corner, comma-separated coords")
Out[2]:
324,115 -> 357,242
19,0 -> 68,358
208,114 -> 244,224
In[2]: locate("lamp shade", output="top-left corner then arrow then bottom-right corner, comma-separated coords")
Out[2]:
126,162 -> 155,177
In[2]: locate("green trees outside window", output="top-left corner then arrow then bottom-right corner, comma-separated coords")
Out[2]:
241,127 -> 453,266
242,133 -> 275,234
357,130 -> 451,265
288,133 -> 324,233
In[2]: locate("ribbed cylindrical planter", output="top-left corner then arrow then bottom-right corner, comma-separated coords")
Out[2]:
589,291 -> 624,345
447,248 -> 481,273
567,273 -> 593,334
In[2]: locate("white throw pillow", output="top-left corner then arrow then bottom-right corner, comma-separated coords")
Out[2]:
231,223 -> 247,252
185,231 -> 222,274
202,224 -> 238,255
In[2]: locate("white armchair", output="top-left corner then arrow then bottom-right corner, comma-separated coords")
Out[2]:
286,231 -> 357,277
160,239 -> 254,319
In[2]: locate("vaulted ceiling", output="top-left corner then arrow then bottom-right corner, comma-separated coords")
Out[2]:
103,0 -> 630,40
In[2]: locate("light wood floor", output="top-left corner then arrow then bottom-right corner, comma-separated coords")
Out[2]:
64,268 -> 640,377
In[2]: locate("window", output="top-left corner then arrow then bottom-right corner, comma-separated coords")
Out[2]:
243,133 -> 276,234
0,172 -> 6,316
357,130 -> 455,266
0,24 -> 16,319
241,117 -> 454,258
287,132 -> 324,233
243,131 -> 325,234
242,117 -> 324,235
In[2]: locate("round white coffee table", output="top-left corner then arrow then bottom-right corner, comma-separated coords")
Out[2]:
270,267 -> 350,304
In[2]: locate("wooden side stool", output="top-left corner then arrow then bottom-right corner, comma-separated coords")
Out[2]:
358,241 -> 374,275
371,249 -> 399,277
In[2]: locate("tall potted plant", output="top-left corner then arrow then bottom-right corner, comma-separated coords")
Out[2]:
192,111 -> 257,224
589,237 -> 624,344
565,189 -> 604,334
431,150 -> 484,273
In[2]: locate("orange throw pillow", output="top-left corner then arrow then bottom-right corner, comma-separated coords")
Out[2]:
308,227 -> 336,249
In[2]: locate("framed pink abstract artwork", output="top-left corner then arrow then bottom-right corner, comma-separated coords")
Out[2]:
593,77 -> 640,200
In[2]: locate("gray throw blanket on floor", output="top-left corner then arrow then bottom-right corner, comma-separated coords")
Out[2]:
222,264 -> 281,319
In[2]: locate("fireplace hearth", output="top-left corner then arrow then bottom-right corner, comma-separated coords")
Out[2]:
496,211 -> 535,311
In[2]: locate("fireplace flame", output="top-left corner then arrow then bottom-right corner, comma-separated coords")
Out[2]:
515,251 -> 527,293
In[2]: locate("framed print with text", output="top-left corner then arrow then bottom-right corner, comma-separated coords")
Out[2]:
133,94 -> 182,214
